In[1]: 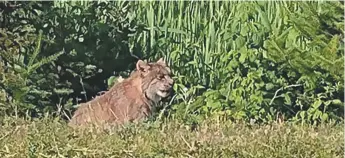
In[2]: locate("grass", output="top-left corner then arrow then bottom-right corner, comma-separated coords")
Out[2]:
0,117 -> 343,158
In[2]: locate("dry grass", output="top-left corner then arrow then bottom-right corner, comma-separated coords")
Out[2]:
0,117 -> 343,158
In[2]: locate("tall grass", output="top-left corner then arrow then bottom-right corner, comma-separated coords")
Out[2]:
124,1 -> 343,122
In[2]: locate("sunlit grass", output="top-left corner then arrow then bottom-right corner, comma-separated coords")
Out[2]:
0,117 -> 343,157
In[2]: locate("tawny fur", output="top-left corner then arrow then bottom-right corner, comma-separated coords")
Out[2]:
68,58 -> 173,127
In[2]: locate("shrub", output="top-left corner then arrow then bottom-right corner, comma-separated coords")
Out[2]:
128,1 -> 344,124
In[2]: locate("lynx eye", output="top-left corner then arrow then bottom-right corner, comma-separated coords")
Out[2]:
157,74 -> 164,80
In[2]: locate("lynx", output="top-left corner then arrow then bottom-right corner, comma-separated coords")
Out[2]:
68,58 -> 174,127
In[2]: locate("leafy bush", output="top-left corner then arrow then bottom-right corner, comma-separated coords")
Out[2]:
128,1 -> 344,124
0,3 -> 63,117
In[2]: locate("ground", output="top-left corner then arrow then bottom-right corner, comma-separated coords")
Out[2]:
0,117 -> 343,158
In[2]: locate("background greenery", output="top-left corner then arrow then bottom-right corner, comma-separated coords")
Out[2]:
0,1 -> 343,125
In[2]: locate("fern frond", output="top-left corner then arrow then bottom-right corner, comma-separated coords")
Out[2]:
28,30 -> 43,67
27,50 -> 64,74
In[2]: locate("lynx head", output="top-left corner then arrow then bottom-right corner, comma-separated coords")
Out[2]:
135,58 -> 174,102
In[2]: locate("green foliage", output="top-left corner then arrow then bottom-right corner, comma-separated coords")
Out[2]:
0,28 -> 63,117
0,1 -> 343,124
129,1 -> 344,124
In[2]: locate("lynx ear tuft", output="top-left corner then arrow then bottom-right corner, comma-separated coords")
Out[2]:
156,58 -> 166,66
136,60 -> 150,72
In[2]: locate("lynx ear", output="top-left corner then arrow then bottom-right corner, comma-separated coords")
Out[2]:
136,60 -> 150,72
156,58 -> 166,66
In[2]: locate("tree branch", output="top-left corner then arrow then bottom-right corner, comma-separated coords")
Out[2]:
269,84 -> 302,105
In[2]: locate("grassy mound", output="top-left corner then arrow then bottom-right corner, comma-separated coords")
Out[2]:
0,118 -> 343,157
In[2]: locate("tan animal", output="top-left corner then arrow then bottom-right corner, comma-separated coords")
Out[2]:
68,58 -> 174,127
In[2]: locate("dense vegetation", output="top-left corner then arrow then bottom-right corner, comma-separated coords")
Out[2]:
1,1 -> 343,124
0,1 -> 344,157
